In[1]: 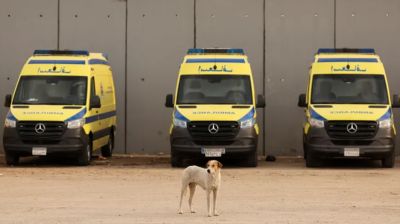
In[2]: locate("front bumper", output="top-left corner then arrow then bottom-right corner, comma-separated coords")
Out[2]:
305,126 -> 395,159
3,127 -> 88,157
170,126 -> 258,157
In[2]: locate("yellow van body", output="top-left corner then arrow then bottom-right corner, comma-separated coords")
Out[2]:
3,50 -> 116,166
165,49 -> 265,167
298,49 -> 397,168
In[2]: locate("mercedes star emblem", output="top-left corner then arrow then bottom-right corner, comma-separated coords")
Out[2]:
35,123 -> 46,134
208,123 -> 219,134
346,122 -> 358,134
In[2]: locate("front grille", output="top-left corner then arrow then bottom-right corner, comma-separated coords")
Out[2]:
17,121 -> 66,144
330,140 -> 374,146
326,121 -> 378,139
187,121 -> 240,144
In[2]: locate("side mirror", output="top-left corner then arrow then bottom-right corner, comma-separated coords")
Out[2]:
298,94 -> 307,107
256,95 -> 266,108
90,95 -> 101,109
4,94 -> 12,107
165,94 -> 174,108
392,94 -> 400,108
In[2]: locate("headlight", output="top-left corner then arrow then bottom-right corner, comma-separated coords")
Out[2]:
379,118 -> 392,128
173,117 -> 187,128
67,118 -> 85,129
4,118 -> 16,128
240,117 -> 255,128
309,118 -> 324,128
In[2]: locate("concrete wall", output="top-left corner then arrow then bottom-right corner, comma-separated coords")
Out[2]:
1,0 -> 400,156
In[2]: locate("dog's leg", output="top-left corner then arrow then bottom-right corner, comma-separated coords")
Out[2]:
178,184 -> 187,214
213,189 -> 219,216
206,190 -> 212,217
188,183 -> 196,213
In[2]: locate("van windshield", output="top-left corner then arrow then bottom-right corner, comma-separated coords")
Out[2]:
13,76 -> 87,105
311,75 -> 388,104
177,75 -> 252,104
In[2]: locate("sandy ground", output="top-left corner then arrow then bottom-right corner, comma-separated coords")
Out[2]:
0,155 -> 399,224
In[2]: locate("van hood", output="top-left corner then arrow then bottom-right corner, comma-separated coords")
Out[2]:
8,105 -> 86,122
310,104 -> 390,121
175,105 -> 255,121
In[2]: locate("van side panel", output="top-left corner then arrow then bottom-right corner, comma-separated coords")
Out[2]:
89,64 -> 116,150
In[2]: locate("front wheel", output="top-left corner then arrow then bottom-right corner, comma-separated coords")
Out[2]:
305,148 -> 322,168
243,151 -> 258,167
382,152 -> 395,168
5,152 -> 19,166
171,150 -> 183,167
77,142 -> 92,166
303,135 -> 307,160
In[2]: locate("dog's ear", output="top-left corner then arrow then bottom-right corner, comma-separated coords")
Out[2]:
218,161 -> 223,168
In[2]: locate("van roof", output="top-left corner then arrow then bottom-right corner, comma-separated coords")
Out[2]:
27,50 -> 109,65
311,48 -> 384,75
317,48 -> 375,54
180,48 -> 251,75
187,48 -> 245,55
183,48 -> 248,64
314,48 -> 381,63
20,50 -> 110,76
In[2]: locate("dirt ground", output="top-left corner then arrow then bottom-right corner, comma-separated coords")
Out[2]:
0,155 -> 399,224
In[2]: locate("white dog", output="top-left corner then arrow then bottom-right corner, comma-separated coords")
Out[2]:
178,160 -> 222,217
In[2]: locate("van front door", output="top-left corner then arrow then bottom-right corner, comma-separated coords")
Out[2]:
87,77 -> 102,150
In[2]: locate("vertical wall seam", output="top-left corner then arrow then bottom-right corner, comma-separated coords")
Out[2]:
194,0 -> 197,48
262,0 -> 266,156
124,0 -> 128,154
334,0 -> 337,48
57,0 -> 60,50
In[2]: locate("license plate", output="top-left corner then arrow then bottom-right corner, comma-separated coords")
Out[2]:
344,148 -> 360,157
201,148 -> 225,157
32,147 -> 47,156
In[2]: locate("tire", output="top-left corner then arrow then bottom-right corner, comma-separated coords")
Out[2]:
303,135 -> 307,160
171,150 -> 183,167
77,141 -> 92,166
243,151 -> 258,167
101,132 -> 114,158
5,152 -> 19,166
305,148 -> 321,168
303,143 -> 307,160
382,152 -> 395,168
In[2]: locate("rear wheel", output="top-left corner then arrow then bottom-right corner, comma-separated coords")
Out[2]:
77,141 -> 92,166
101,131 -> 114,157
382,152 -> 395,168
5,152 -> 19,166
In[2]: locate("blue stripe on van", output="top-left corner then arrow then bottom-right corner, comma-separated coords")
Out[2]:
85,111 -> 116,124
29,60 -> 86,65
378,108 -> 391,121
89,59 -> 109,65
310,108 -> 326,121
6,111 -> 17,121
239,107 -> 255,121
318,58 -> 378,63
186,58 -> 245,63
65,108 -> 87,122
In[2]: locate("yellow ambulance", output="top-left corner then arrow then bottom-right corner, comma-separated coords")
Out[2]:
165,48 -> 265,167
3,50 -> 117,166
298,48 -> 399,168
